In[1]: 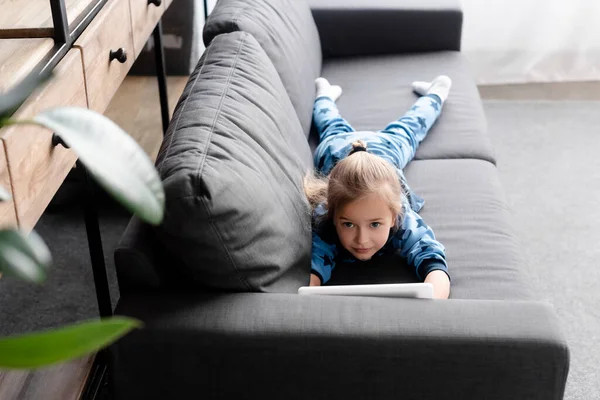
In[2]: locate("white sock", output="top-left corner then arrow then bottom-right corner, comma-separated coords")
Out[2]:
315,77 -> 342,102
411,81 -> 431,96
411,75 -> 452,104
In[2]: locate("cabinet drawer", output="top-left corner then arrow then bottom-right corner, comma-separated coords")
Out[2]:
74,0 -> 134,113
0,49 -> 85,231
129,0 -> 165,58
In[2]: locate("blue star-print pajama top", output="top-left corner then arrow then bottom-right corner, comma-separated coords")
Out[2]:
311,94 -> 450,284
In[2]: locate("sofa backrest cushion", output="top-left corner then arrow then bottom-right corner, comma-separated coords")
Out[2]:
154,31 -> 314,293
203,0 -> 322,138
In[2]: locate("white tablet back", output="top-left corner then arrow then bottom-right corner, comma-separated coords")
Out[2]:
298,283 -> 433,299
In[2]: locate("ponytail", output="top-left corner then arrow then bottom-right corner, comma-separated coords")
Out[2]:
303,140 -> 404,227
348,140 -> 368,156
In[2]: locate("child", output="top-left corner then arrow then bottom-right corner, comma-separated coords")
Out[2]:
304,76 -> 452,299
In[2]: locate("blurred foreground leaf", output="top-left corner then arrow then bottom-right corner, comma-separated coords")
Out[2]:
0,70 -> 52,120
33,107 -> 165,225
0,185 -> 11,201
0,317 -> 141,369
0,230 -> 51,283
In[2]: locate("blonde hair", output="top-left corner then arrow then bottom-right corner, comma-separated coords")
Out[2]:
304,140 -> 404,227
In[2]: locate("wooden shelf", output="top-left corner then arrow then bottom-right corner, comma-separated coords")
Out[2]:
0,0 -> 99,38
0,355 -> 94,400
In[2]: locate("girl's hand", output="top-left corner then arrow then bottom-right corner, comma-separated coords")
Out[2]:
309,273 -> 322,286
424,270 -> 450,299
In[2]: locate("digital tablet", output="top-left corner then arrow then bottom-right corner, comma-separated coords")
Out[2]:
298,283 -> 434,299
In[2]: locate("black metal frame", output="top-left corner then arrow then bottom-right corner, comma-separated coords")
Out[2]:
32,0 -> 171,319
35,0 -> 170,133
40,0 -> 109,76
49,0 -> 69,43
153,21 -> 170,135
78,160 -> 113,318
8,0 -> 176,398
10,0 -> 220,394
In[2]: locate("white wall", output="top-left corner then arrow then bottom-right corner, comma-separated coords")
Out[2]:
461,0 -> 600,84
189,0 -> 219,72
207,0 -> 217,13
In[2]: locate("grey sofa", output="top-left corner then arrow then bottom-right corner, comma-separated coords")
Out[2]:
110,0 -> 570,399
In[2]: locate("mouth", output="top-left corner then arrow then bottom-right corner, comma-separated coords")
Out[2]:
353,247 -> 371,254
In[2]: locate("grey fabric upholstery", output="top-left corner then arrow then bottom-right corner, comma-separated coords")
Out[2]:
114,217 -> 163,290
115,216 -> 194,291
117,160 -> 530,299
203,0 -> 322,137
316,52 -> 494,163
112,1 -> 569,398
307,0 -> 463,58
112,292 -> 569,400
153,32 -> 313,293
330,159 -> 533,300
405,159 -> 533,299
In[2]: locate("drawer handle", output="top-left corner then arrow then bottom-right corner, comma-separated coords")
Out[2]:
148,0 -> 162,6
109,48 -> 128,64
52,133 -> 70,149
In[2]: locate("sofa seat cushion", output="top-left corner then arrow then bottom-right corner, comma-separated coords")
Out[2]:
204,0 -> 322,137
328,159 -> 534,301
317,51 -> 494,163
154,32 -> 313,293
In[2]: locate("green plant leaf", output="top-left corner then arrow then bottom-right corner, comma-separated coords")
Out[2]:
0,317 -> 141,369
33,107 -> 165,225
0,185 -> 11,201
0,70 -> 52,120
0,229 -> 51,283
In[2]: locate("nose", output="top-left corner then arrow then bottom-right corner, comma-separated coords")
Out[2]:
355,228 -> 368,246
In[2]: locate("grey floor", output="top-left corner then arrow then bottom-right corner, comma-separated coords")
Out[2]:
0,94 -> 598,400
0,185 -> 126,336
485,100 -> 600,400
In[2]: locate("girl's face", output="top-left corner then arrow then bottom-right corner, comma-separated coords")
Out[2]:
334,193 -> 396,261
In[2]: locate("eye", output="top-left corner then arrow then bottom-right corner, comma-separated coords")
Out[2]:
371,222 -> 381,228
342,222 -> 354,228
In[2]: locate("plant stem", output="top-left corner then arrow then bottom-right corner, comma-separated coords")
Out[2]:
0,118 -> 43,127
0,118 -> 39,127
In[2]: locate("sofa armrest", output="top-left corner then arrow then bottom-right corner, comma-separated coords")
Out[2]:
112,292 -> 569,400
307,0 -> 463,58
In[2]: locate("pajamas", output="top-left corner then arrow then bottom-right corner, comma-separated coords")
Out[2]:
313,94 -> 443,212
310,94 -> 450,284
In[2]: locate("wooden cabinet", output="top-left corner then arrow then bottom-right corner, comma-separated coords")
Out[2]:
0,38 -> 55,228
0,0 -> 98,38
0,0 -> 173,232
0,49 -> 86,231
129,0 -> 166,58
74,0 -> 135,113
0,0 -> 173,231
0,38 -> 54,92
0,0 -> 172,397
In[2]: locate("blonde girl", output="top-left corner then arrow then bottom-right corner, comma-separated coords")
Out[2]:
305,76 -> 452,299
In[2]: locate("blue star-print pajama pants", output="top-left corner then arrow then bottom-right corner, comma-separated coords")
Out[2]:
312,94 -> 443,177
